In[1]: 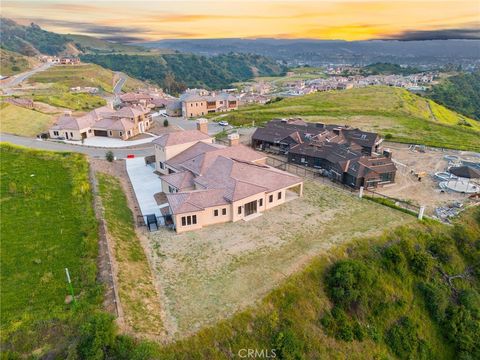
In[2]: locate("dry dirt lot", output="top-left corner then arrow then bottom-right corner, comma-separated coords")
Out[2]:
147,181 -> 415,339
378,143 -> 480,214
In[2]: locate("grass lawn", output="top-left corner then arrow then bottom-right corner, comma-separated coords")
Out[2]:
98,173 -> 164,338
226,86 -> 480,151
29,64 -> 116,93
33,90 -> 106,111
0,144 -> 101,356
0,102 -> 54,136
148,181 -> 415,338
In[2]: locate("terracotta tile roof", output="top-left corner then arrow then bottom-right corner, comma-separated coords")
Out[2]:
178,144 -> 266,175
113,105 -> 148,119
51,113 -> 95,130
153,130 -> 211,147
160,171 -> 195,190
166,189 -> 228,214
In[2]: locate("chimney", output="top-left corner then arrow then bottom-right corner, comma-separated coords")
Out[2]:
227,132 -> 240,147
196,118 -> 209,135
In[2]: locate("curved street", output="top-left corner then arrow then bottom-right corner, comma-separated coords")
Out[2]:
0,133 -> 154,158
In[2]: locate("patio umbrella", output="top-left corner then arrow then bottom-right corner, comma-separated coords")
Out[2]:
448,166 -> 480,193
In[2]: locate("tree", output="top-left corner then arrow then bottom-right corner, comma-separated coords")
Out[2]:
105,151 -> 114,162
77,313 -> 116,360
163,119 -> 169,127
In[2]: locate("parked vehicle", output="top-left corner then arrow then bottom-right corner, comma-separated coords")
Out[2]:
219,121 -> 229,126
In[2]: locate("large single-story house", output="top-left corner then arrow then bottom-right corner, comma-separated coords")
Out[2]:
49,105 -> 152,140
253,118 -> 395,189
251,118 -> 382,156
153,119 -> 303,233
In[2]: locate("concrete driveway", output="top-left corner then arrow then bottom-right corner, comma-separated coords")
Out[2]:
125,157 -> 162,217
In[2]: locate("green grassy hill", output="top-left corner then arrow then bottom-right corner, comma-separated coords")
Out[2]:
0,103 -> 54,136
0,144 -> 102,357
0,49 -> 39,76
65,34 -> 149,54
224,86 -> 480,151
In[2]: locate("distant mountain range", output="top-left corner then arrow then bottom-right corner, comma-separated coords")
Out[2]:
137,38 -> 480,67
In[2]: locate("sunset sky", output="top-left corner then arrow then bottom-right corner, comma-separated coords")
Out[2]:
2,0 -> 479,42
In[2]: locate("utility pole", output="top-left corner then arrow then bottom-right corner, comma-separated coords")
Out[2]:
65,268 -> 76,305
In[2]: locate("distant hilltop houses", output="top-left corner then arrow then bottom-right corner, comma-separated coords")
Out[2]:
166,88 -> 239,118
39,56 -> 80,65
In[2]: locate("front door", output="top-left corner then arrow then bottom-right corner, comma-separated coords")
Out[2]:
244,200 -> 257,216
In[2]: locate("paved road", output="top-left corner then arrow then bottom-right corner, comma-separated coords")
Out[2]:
155,114 -> 226,135
0,133 -> 155,158
0,63 -> 53,89
113,72 -> 127,94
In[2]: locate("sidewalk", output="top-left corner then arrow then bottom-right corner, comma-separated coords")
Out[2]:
63,134 -> 159,148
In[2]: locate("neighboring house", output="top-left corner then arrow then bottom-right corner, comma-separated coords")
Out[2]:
253,118 -> 395,189
252,118 -> 382,156
49,105 -> 151,140
179,89 -> 239,118
153,119 -> 303,233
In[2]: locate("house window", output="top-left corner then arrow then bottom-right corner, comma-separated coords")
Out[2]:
238,206 -> 242,214
70,132 -> 73,137
159,162 -> 165,169
187,216 -> 192,225
128,131 -> 131,136
259,198 -> 263,207
53,131 -> 59,136
109,131 -> 112,136
222,208 -> 227,215
214,209 -> 219,216
120,131 -> 123,136
192,215 -> 197,224
181,217 -> 186,226
269,195 -> 273,203
88,129 -> 92,133
278,192 -> 282,200
181,215 -> 197,226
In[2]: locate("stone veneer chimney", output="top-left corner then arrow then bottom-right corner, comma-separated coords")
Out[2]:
227,132 -> 240,147
196,118 -> 209,135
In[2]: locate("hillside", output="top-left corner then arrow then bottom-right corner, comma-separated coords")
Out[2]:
80,53 -> 288,91
0,18 -> 70,56
0,49 -> 38,76
426,72 -> 480,121
0,103 -> 54,136
221,86 -> 480,151
65,34 -> 151,54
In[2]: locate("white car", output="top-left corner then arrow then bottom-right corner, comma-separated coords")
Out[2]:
218,121 -> 229,126
161,113 -> 168,118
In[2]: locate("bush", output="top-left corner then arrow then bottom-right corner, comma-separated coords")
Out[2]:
325,260 -> 375,311
409,251 -> 433,277
105,151 -> 114,162
386,316 -> 419,359
418,281 -> 449,321
163,119 -> 169,127
444,304 -> 480,357
77,312 -> 116,360
383,243 -> 407,274
384,133 -> 393,140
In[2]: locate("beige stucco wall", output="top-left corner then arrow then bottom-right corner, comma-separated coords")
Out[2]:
172,182 -> 303,233
154,138 -> 214,173
49,127 -> 92,141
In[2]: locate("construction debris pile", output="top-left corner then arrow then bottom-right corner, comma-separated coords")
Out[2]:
434,201 -> 464,222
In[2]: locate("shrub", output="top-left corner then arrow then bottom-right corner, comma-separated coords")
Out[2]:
418,281 -> 449,321
386,316 -> 418,359
77,312 -> 116,360
105,151 -> 114,162
409,251 -> 432,277
163,119 -> 169,127
325,260 -> 375,311
384,133 -> 393,140
444,304 -> 480,357
383,243 -> 407,274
